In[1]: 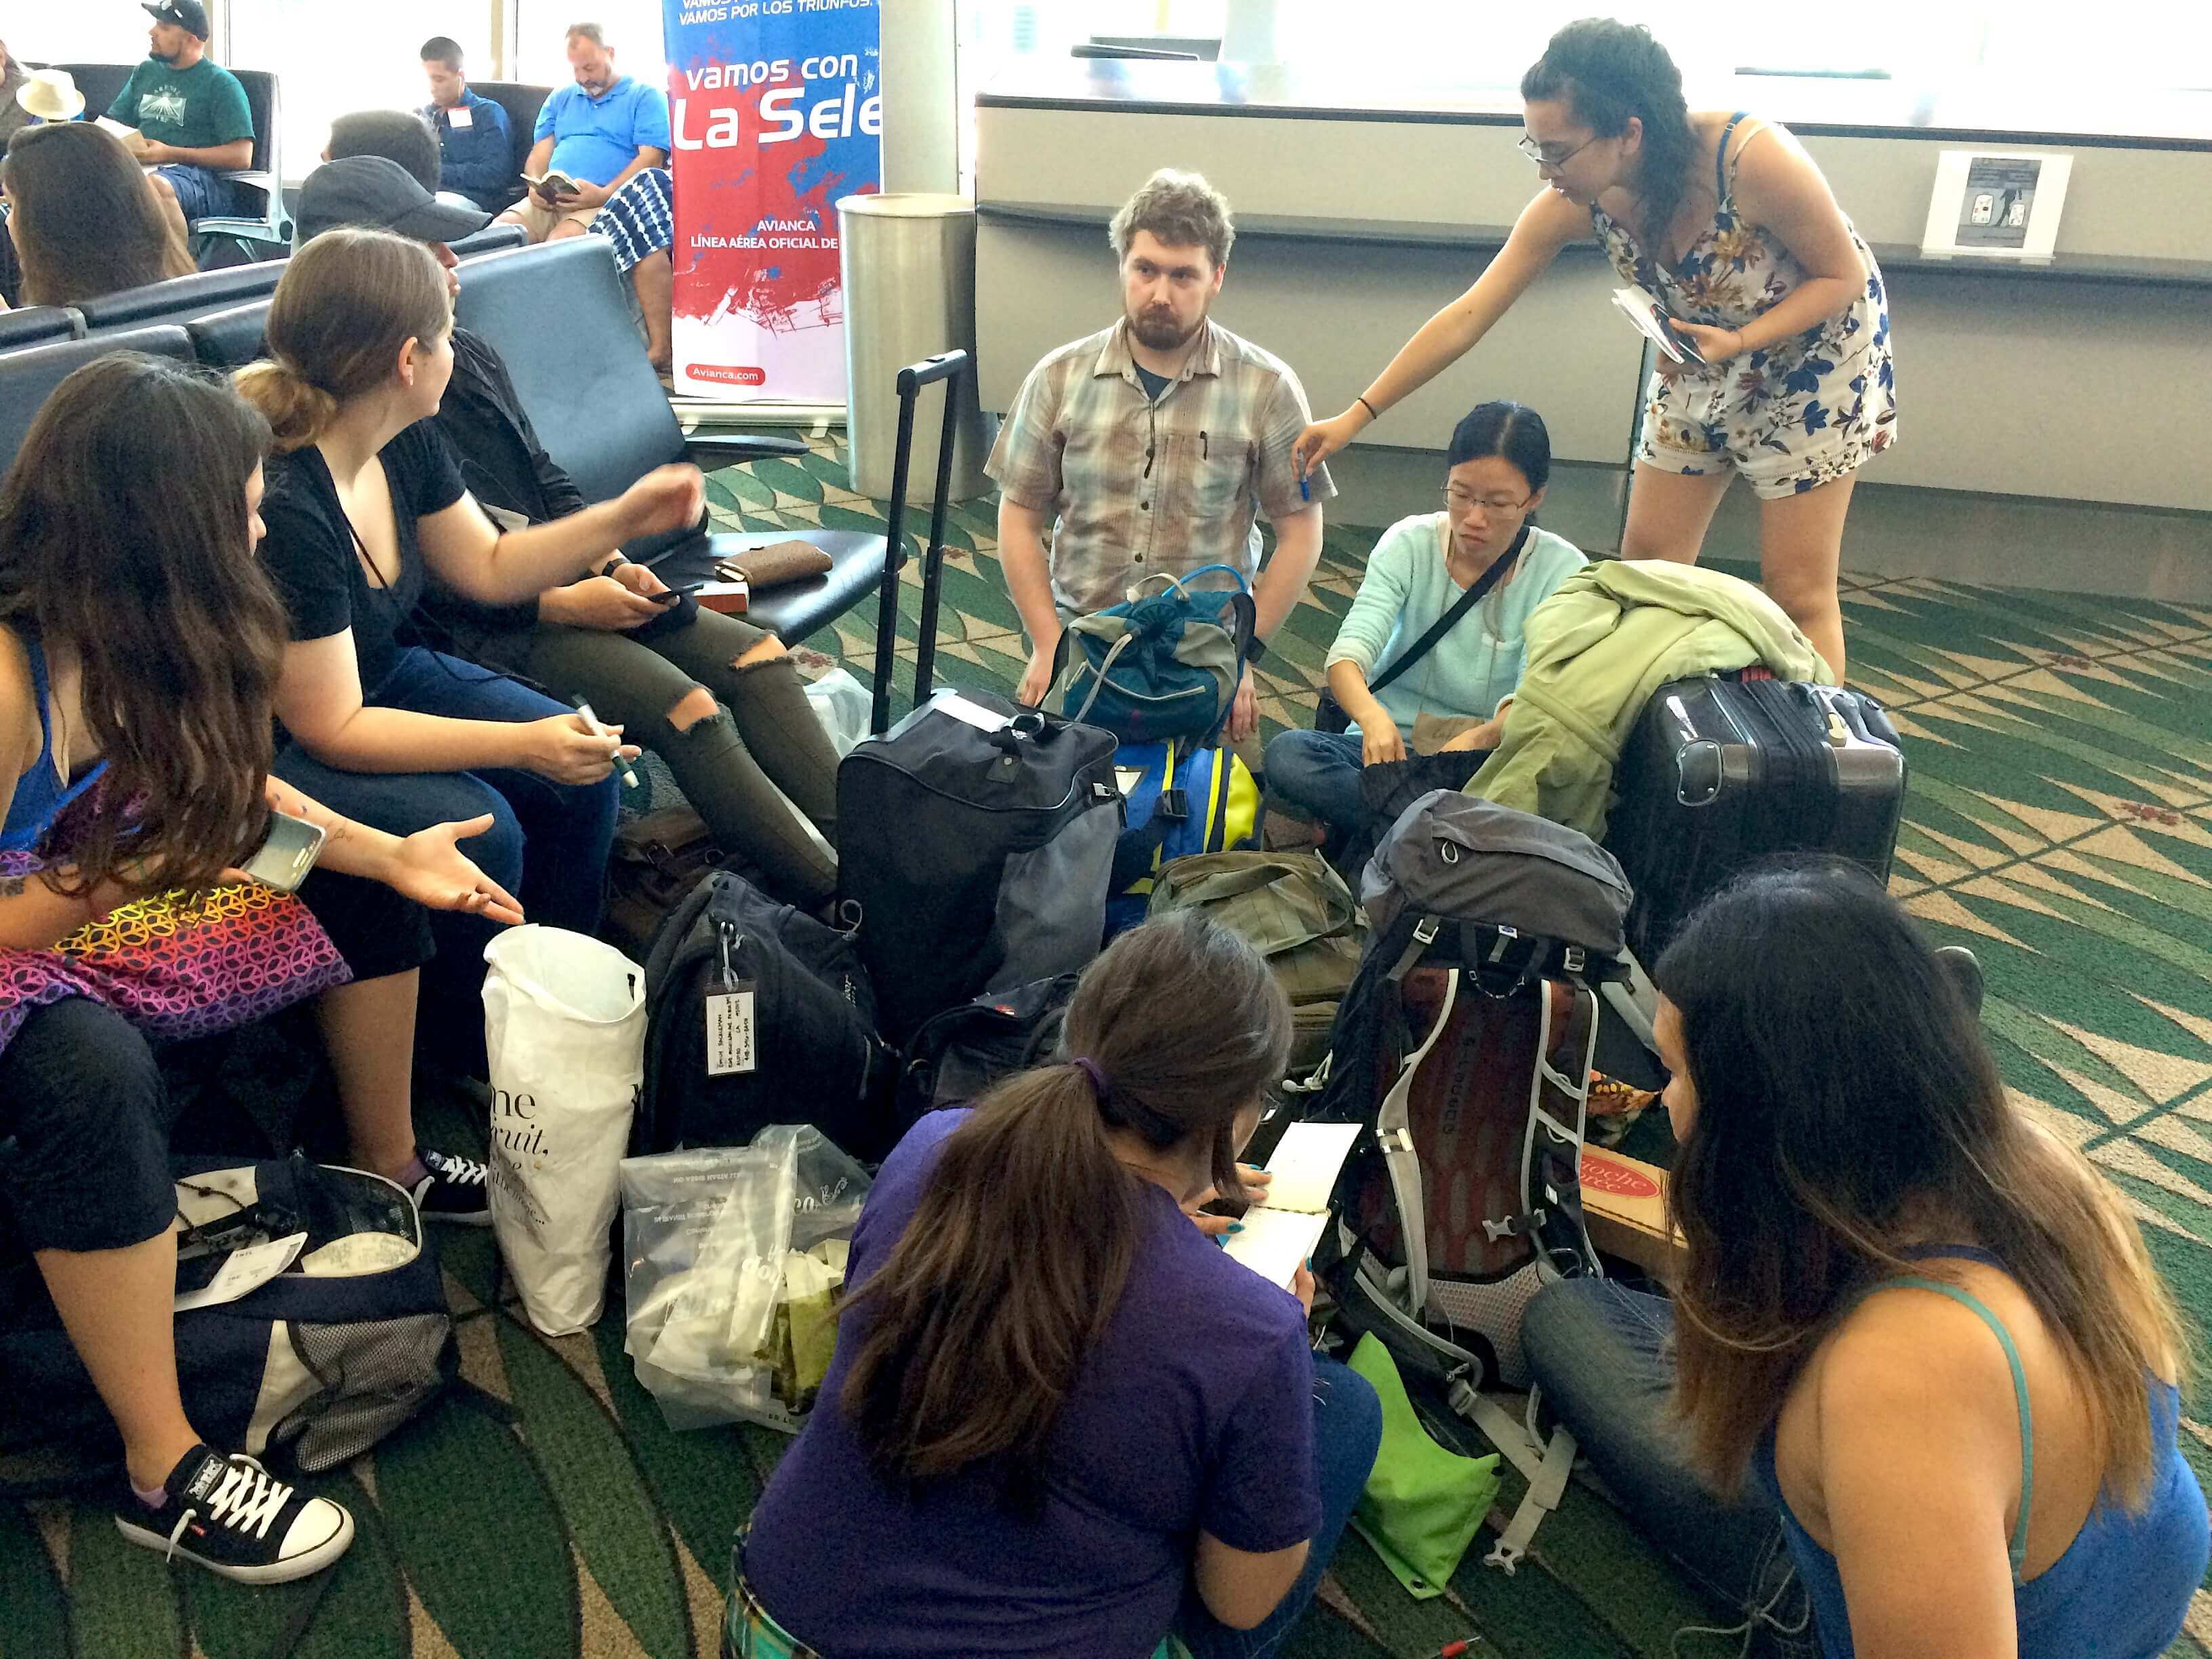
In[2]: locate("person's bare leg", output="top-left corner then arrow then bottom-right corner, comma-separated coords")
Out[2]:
632,248 -> 674,372
548,216 -> 589,242
37,1234 -> 201,1492
145,173 -> 190,258
315,970 -> 422,1179
1757,474 -> 1856,682
1618,462 -> 1734,563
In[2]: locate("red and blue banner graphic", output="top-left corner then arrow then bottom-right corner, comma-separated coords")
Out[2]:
661,0 -> 882,402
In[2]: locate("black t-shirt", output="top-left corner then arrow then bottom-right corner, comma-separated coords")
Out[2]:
259,420 -> 467,697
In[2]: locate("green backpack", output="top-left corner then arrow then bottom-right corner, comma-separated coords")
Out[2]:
1146,851 -> 1367,1072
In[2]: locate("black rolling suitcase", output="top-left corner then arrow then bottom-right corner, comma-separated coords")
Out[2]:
1604,675 -> 1906,960
838,690 -> 1121,1046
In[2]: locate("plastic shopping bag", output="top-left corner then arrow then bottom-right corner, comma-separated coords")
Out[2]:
803,666 -> 872,758
483,926 -> 647,1336
619,1124 -> 871,1431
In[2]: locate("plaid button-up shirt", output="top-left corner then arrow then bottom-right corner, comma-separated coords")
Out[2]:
986,318 -> 1335,616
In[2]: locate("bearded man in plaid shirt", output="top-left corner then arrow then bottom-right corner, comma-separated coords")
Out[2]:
987,169 -> 1334,743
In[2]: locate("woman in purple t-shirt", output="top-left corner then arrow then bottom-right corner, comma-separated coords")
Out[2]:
741,913 -> 1382,1658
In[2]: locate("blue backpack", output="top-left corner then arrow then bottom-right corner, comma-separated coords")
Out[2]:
1103,735 -> 1263,937
1051,564 -> 1256,745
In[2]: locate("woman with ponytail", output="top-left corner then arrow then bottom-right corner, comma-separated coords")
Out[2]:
740,912 -> 1382,1658
1296,19 -> 1893,680
237,228 -> 702,1054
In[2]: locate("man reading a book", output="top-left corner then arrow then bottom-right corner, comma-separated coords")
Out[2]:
987,168 -> 1332,747
107,0 -> 255,247
497,21 -> 669,245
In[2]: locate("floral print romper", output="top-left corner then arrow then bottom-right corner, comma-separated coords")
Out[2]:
1593,112 -> 1898,499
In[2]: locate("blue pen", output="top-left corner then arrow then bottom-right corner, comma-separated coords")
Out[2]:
1298,471 -> 1311,502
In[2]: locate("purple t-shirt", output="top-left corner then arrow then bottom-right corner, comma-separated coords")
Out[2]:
744,1109 -> 1320,1658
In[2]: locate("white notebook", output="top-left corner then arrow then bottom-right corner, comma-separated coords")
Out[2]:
1221,1122 -> 1360,1289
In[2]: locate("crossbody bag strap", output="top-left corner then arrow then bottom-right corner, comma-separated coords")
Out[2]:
1366,520 -> 1531,698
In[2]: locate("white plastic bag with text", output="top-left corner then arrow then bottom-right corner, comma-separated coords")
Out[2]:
483,926 -> 646,1335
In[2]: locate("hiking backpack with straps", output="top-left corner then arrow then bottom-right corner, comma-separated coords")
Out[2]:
1309,790 -> 1633,1571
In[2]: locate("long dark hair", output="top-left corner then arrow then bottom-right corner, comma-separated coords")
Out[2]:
235,228 -> 452,452
0,354 -> 284,896
1448,401 -> 1551,494
1657,859 -> 2187,1504
839,912 -> 1294,1493
3,124 -> 197,306
1521,20 -> 1696,258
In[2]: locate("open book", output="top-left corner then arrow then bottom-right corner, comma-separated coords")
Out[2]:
1221,1122 -> 1361,1289
1611,283 -> 1705,366
523,169 -> 585,199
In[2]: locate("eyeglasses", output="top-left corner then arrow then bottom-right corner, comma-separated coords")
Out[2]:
1516,131 -> 1597,172
1444,487 -> 1533,516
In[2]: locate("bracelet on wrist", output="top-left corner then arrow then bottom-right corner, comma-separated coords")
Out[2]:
600,556 -> 628,577
1355,395 -> 1380,423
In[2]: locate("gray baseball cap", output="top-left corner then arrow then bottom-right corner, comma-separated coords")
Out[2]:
294,156 -> 491,250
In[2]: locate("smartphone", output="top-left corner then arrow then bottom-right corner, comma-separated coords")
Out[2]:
652,583 -> 701,605
239,809 -> 327,893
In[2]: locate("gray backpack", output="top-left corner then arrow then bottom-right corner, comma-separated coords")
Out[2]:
1312,792 -> 1632,1571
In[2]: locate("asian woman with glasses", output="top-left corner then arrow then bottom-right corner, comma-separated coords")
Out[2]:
1263,401 -> 1584,853
1294,19 -> 1893,681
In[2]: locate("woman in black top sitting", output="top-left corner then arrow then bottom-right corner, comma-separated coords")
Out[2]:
237,228 -> 703,1040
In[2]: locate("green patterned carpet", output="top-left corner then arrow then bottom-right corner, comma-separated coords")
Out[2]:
6,434 -> 2212,1658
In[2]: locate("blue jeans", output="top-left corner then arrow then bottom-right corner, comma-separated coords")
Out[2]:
1521,1279 -> 1817,1654
154,163 -> 237,222
1176,1355 -> 1382,1659
1262,730 -> 1367,830
272,647 -> 621,1065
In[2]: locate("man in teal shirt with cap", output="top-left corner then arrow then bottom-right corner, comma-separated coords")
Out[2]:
107,0 -> 255,245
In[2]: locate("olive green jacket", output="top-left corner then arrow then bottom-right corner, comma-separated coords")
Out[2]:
1466,560 -> 1831,838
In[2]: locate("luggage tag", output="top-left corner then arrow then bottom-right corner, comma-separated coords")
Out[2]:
706,919 -> 757,1077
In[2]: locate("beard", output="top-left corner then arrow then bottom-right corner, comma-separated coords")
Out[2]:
1127,302 -> 1203,352
151,46 -> 180,63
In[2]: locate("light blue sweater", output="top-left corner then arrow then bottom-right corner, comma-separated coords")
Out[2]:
1327,514 -> 1587,735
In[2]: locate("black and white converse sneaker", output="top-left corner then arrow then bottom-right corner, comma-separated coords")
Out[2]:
411,1147 -> 491,1225
115,1446 -> 354,1584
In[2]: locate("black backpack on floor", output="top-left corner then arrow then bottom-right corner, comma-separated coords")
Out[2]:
893,973 -> 1082,1128
638,870 -> 895,1160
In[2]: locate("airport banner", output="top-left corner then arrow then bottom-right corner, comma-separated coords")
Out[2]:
661,0 -> 882,401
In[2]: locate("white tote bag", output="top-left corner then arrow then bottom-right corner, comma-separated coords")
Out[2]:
482,926 -> 647,1336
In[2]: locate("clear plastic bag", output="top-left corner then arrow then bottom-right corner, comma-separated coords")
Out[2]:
618,1125 -> 872,1432
802,666 -> 872,758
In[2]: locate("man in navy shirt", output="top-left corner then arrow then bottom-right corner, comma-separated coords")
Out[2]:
419,36 -> 514,214
497,22 -> 669,246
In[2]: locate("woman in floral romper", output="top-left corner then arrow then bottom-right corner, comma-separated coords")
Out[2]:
1298,19 -> 1895,679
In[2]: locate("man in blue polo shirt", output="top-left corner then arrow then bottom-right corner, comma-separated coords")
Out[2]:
107,0 -> 255,244
498,21 -> 669,245
419,35 -> 514,214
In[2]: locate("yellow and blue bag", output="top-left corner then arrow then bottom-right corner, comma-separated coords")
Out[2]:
1103,735 -> 1261,937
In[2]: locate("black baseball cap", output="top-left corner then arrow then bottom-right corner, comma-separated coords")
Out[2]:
143,1 -> 212,39
295,156 -> 492,250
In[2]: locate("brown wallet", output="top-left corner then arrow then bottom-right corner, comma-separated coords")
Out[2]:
715,539 -> 832,590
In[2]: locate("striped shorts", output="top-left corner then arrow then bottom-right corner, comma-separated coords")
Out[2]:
589,166 -> 674,274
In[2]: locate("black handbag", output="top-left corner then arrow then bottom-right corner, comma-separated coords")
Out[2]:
1313,522 -> 1531,734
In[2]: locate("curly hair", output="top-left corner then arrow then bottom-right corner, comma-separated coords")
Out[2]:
1521,20 -> 1697,259
1108,168 -> 1235,270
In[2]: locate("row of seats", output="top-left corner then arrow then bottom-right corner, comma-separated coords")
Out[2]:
0,236 -> 888,658
0,225 -> 529,354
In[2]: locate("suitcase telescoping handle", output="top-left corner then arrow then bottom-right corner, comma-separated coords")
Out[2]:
874,349 -> 973,736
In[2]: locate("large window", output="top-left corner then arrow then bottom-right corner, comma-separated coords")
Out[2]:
513,0 -> 670,87
959,0 -> 2212,97
226,0 -> 493,176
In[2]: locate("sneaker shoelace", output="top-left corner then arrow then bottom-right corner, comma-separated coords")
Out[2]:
424,1150 -> 487,1190
164,1455 -> 293,1558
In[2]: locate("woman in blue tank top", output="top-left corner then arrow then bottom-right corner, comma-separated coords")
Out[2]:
1525,861 -> 2206,1657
